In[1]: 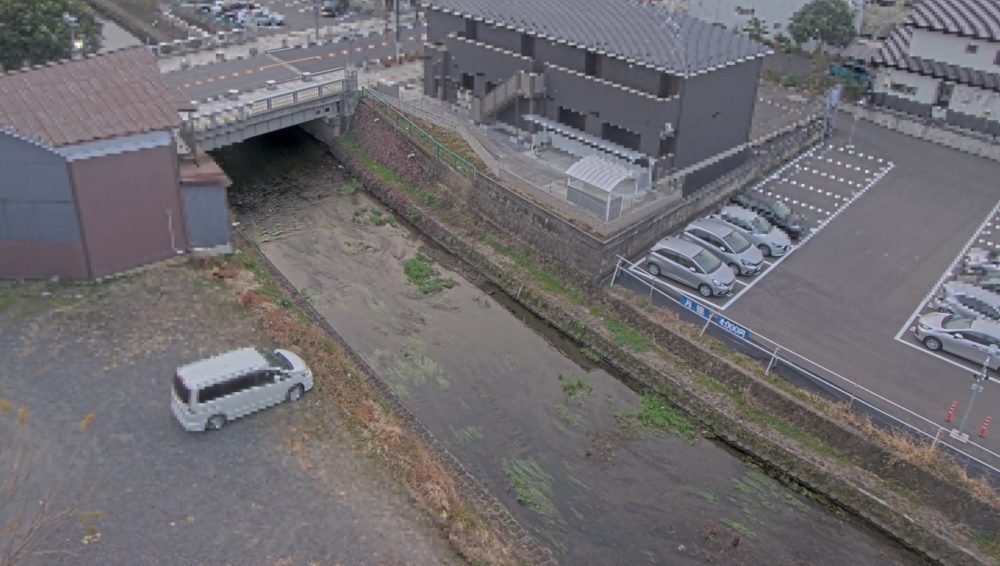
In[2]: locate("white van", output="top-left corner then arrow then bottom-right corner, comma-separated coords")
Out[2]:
171,347 -> 314,432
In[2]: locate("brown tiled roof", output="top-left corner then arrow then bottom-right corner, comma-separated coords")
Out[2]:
0,48 -> 185,148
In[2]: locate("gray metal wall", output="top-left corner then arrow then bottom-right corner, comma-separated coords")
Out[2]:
0,133 -> 80,242
182,185 -> 230,248
673,59 -> 761,170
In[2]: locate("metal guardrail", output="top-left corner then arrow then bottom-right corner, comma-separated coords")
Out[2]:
360,87 -> 478,177
611,255 -> 1000,482
186,77 -> 346,133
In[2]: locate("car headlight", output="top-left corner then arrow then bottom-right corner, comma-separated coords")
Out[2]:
712,279 -> 723,286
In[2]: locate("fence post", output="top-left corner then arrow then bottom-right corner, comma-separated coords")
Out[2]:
766,346 -> 780,374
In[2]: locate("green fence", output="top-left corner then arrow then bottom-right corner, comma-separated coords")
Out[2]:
360,87 -> 477,178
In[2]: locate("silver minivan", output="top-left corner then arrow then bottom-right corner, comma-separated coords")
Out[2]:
171,347 -> 314,432
712,205 -> 792,257
681,218 -> 764,275
645,236 -> 736,297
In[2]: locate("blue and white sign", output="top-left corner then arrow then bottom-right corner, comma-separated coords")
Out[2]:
713,313 -> 751,342
679,294 -> 712,320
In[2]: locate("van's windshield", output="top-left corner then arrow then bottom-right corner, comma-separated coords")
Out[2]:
173,375 -> 191,405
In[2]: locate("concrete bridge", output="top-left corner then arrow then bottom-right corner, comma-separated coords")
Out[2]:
181,69 -> 357,152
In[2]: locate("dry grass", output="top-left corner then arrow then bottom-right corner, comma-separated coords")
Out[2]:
201,253 -> 518,565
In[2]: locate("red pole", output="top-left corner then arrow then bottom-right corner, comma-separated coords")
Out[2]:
945,400 -> 958,423
979,416 -> 992,438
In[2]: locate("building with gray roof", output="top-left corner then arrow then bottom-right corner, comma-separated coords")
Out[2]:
871,0 -> 1000,136
420,0 -> 771,190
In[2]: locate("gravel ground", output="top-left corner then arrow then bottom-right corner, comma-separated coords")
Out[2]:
0,265 -> 459,565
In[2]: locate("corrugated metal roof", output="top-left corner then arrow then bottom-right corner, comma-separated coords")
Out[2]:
875,24 -> 1000,91
420,0 -> 771,75
908,0 -> 1000,41
566,155 -> 631,193
0,48 -> 185,148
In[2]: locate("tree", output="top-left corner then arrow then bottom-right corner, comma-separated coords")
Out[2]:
788,0 -> 855,49
0,0 -> 102,72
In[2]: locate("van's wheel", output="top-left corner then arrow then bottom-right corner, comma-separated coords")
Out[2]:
758,244 -> 771,257
698,284 -> 713,298
206,414 -> 226,431
647,263 -> 660,276
923,337 -> 943,351
286,384 -> 305,402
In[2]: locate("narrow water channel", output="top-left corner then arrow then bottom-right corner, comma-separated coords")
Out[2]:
213,128 -> 926,565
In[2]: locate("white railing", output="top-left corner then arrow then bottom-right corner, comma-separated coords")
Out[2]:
611,255 -> 1000,480
187,78 -> 346,133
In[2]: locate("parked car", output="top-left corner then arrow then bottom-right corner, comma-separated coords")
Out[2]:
680,218 -> 763,276
731,192 -> 806,240
829,61 -> 873,85
963,247 -> 1000,276
645,236 -> 735,297
936,281 -> 1000,322
171,347 -> 314,432
914,312 -> 1000,371
711,205 -> 792,257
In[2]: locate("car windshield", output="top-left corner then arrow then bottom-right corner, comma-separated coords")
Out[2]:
942,315 -> 973,330
692,249 -> 722,273
751,217 -> 772,233
260,348 -> 293,370
722,230 -> 751,253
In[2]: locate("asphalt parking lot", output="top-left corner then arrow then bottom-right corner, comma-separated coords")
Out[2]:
618,117 -> 1000,467
0,267 -> 456,564
626,141 -> 894,311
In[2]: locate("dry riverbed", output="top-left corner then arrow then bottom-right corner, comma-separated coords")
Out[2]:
215,128 -> 927,565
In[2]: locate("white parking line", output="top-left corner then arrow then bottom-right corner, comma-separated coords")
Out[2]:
893,198 -> 1000,341
894,336 -> 1000,385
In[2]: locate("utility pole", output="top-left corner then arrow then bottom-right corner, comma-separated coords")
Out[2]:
394,0 -> 401,63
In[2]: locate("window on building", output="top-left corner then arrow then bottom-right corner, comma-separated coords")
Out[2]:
889,82 -> 917,96
601,122 -> 641,151
966,44 -> 979,54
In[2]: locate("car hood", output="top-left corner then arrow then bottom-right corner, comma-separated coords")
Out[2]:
276,349 -> 310,373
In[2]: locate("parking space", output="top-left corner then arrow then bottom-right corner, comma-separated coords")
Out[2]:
626,143 -> 894,311
894,198 -> 1000,383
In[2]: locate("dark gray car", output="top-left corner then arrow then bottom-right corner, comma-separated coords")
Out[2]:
644,236 -> 736,297
680,218 -> 764,275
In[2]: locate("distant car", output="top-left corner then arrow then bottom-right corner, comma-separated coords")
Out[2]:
963,247 -> 1000,276
936,281 -> 1000,322
711,205 -> 792,257
829,61 -> 873,85
731,192 -> 806,240
914,312 -> 1000,371
680,218 -> 764,276
645,236 -> 735,297
171,347 -> 314,432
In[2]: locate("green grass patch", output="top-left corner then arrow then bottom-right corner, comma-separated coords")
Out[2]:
402,253 -> 456,294
502,457 -> 560,522
560,376 -> 593,399
721,518 -> 757,540
602,317 -> 652,352
477,234 -> 584,305
971,529 -> 1000,562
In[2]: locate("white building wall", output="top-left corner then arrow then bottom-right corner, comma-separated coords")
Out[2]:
950,83 -> 1000,119
873,68 -> 940,104
908,29 -> 1000,74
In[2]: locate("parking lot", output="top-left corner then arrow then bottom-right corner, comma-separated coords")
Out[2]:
625,141 -> 895,311
0,267 -> 456,564
617,117 -> 1000,466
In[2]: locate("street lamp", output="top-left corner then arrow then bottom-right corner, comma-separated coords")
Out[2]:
62,12 -> 80,58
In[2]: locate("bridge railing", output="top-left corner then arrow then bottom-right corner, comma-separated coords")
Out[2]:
360,87 -> 478,178
187,77 -> 347,134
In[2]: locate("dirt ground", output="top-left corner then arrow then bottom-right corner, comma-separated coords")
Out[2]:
0,264 -> 459,565
216,128 -> 928,565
